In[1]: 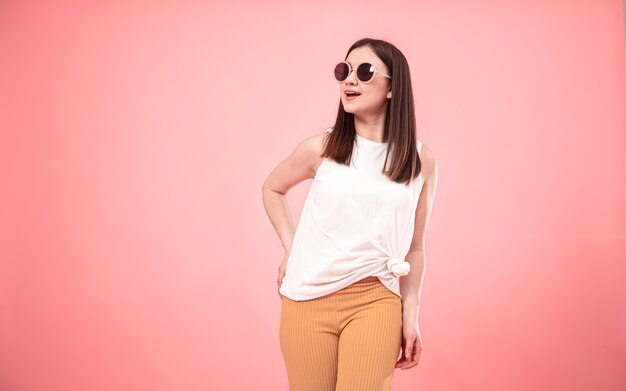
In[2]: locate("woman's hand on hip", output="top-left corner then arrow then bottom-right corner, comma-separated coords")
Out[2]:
277,249 -> 290,300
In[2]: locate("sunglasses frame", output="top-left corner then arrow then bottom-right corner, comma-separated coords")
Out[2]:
334,61 -> 392,83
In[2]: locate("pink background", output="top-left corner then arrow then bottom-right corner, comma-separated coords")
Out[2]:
1,1 -> 625,390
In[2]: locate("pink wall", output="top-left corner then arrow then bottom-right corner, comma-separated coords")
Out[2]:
1,1 -> 625,390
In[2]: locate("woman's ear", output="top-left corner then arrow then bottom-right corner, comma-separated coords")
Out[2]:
387,90 -> 392,99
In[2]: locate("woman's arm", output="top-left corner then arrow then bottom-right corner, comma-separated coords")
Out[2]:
261,132 -> 326,252
401,143 -> 439,325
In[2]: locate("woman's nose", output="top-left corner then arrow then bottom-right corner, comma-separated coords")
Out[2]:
344,69 -> 358,84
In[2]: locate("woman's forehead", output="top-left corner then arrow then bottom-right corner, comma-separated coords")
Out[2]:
346,47 -> 384,68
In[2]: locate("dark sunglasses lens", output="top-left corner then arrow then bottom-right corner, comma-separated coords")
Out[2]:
334,63 -> 349,81
357,63 -> 375,82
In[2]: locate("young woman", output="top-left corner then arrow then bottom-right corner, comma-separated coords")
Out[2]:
262,37 -> 438,391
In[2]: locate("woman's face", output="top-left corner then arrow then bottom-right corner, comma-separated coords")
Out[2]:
340,46 -> 392,117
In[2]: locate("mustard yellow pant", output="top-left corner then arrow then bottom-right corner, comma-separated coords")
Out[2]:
279,276 -> 403,391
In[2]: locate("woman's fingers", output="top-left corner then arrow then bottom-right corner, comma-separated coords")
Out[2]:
395,339 -> 420,370
404,336 -> 414,361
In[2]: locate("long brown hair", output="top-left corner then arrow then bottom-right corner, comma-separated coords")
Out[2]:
322,38 -> 421,186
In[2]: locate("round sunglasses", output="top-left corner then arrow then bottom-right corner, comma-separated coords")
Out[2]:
334,61 -> 391,83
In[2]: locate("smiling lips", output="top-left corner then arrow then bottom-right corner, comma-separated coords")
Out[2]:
345,90 -> 361,100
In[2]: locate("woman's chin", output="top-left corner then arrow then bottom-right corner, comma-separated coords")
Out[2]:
342,103 -> 360,114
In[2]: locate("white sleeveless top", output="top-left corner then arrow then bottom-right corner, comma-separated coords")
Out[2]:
279,127 -> 424,301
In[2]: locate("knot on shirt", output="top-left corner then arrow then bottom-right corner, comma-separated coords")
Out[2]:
386,257 -> 411,277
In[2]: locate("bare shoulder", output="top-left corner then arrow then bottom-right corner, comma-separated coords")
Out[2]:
299,130 -> 328,157
418,142 -> 438,181
295,130 -> 328,172
262,129 -> 329,194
